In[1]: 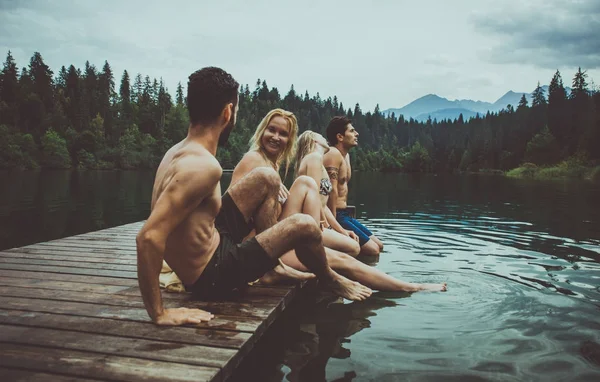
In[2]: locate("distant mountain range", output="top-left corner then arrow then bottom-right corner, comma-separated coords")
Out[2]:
384,85 -> 572,122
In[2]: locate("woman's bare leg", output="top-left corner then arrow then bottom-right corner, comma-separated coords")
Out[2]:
322,229 -> 360,257
279,176 -> 321,223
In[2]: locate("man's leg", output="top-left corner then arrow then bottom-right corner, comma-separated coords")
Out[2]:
278,247 -> 447,292
337,215 -> 381,256
226,167 -> 281,233
255,214 -> 372,301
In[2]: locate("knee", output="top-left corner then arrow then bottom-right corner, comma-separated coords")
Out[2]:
289,213 -> 320,239
251,167 -> 280,192
348,240 -> 360,257
360,240 -> 380,256
295,175 -> 318,191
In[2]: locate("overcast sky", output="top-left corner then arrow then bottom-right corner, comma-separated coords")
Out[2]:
1,0 -> 598,111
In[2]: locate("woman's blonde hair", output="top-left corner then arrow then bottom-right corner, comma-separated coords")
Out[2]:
294,130 -> 329,177
249,108 -> 299,178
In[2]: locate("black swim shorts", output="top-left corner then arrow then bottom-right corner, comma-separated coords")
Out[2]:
186,192 -> 278,299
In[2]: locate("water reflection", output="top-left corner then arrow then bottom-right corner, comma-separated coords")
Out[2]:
283,295 -> 399,382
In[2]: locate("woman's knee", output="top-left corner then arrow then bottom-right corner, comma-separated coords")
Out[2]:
360,239 -> 381,256
294,175 -> 318,190
348,239 -> 360,257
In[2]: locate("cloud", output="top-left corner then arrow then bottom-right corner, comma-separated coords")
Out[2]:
472,0 -> 600,69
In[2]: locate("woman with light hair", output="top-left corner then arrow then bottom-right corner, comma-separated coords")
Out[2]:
294,130 -> 361,256
231,108 -> 298,205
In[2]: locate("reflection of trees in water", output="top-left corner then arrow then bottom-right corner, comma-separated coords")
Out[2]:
283,294 -> 398,382
0,170 -> 157,250
0,170 -> 40,249
348,173 -> 599,244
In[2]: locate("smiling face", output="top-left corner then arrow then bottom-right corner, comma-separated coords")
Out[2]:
339,123 -> 359,148
261,115 -> 291,159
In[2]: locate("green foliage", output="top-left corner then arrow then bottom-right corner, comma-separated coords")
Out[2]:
0,125 -> 39,168
402,142 -> 431,172
0,50 -> 598,180
117,124 -> 157,169
588,166 -> 600,182
40,128 -> 71,168
524,126 -> 561,165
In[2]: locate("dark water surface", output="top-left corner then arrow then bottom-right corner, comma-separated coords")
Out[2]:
1,170 -> 599,381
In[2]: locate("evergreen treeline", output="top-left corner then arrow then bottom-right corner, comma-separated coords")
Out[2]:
1,51 -> 599,173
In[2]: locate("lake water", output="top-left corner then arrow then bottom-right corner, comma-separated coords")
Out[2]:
1,170 -> 599,381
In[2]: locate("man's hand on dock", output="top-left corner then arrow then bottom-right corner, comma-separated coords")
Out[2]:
155,307 -> 214,326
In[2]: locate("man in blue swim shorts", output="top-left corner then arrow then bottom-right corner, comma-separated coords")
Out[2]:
323,116 -> 384,256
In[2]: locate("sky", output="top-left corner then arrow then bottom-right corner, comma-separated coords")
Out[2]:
1,0 -> 599,111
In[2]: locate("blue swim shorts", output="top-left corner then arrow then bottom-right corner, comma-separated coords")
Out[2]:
336,208 -> 373,247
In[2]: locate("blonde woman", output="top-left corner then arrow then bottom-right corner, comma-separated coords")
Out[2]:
294,131 -> 360,256
231,108 -> 297,205
230,108 -> 325,235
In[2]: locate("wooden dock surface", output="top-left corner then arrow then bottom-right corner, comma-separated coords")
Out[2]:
0,222 -> 303,381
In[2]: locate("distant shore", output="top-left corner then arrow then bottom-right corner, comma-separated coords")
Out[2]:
504,162 -> 600,182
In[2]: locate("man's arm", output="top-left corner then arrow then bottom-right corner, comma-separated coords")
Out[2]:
136,158 -> 220,326
323,150 -> 342,216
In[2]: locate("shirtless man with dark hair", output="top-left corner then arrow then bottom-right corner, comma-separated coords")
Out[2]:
136,68 -> 371,326
324,116 -> 384,256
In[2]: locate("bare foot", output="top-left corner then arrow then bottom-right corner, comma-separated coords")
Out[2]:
326,274 -> 372,301
258,260 -> 316,285
416,282 -> 447,292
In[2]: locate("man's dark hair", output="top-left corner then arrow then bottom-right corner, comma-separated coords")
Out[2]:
187,67 -> 239,125
326,116 -> 352,146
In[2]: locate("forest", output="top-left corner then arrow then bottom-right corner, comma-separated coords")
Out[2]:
1,51 -> 599,178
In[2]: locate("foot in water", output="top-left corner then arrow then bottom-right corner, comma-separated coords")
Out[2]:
258,260 -> 316,285
415,282 -> 447,292
326,274 -> 372,301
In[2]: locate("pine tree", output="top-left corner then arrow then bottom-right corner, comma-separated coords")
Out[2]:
517,94 -> 528,110
118,70 -> 132,137
98,61 -> 114,142
548,70 -> 568,152
571,67 -> 588,101
28,52 -> 54,112
531,82 -> 547,106
176,82 -> 184,106
0,51 -> 19,126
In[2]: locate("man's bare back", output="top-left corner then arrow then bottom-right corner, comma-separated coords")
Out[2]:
151,141 -> 222,286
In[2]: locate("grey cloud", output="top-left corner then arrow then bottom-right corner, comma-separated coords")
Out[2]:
472,0 -> 600,69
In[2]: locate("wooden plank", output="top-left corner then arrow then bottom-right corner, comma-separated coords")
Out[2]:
0,324 -> 238,369
32,241 -> 136,250
0,251 -> 136,264
0,263 -> 137,278
0,269 -> 138,286
7,245 -> 137,255
0,287 -> 283,319
0,309 -> 250,349
0,296 -> 263,332
0,367 -> 103,381
0,257 -> 138,271
0,343 -> 220,382
0,269 -> 294,298
0,277 -> 292,300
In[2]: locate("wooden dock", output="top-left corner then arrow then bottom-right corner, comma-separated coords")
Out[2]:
0,222 -> 304,381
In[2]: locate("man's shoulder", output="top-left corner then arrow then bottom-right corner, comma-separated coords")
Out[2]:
323,147 -> 344,165
177,150 -> 222,179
